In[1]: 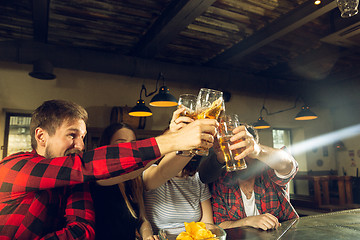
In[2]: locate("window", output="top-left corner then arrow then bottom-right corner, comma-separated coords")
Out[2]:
3,112 -> 32,158
272,128 -> 292,149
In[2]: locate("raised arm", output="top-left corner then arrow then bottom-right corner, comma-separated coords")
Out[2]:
228,126 -> 296,175
142,152 -> 193,190
0,119 -> 217,192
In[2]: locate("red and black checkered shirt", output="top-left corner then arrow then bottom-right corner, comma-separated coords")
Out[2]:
212,163 -> 299,225
0,138 -> 160,239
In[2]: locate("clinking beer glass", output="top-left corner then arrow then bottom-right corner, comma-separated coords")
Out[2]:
195,88 -> 224,156
218,114 -> 247,172
176,94 -> 197,156
178,94 -> 197,119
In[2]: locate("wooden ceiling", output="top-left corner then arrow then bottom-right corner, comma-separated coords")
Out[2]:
1,0 -> 360,107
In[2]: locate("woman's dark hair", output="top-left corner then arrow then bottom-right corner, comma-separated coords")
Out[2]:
180,155 -> 202,177
99,122 -> 143,220
99,122 -> 135,146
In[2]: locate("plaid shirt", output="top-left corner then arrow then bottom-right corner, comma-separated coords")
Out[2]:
212,163 -> 299,224
0,138 -> 160,239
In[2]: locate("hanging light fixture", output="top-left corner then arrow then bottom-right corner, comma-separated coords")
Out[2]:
129,85 -> 152,117
149,73 -> 177,107
253,106 -> 271,130
253,116 -> 271,129
29,59 -> 56,80
252,96 -> 318,127
294,105 -> 318,120
129,72 -> 177,117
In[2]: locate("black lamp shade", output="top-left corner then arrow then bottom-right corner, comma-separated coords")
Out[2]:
295,105 -> 318,120
149,86 -> 178,107
29,59 -> 56,80
129,99 -> 153,117
253,117 -> 271,129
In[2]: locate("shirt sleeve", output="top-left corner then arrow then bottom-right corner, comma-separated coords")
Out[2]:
274,159 -> 298,179
211,181 -> 231,225
267,149 -> 299,187
0,138 -> 161,193
40,184 -> 95,240
198,148 -> 226,184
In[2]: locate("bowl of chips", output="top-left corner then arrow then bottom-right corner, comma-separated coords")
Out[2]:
158,222 -> 226,240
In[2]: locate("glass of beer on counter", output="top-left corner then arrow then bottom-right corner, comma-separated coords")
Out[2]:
176,94 -> 197,156
218,114 -> 247,172
195,88 -> 224,156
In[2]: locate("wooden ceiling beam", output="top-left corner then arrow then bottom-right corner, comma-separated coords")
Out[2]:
131,0 -> 216,58
32,0 -> 50,43
0,39 -> 297,98
207,0 -> 338,65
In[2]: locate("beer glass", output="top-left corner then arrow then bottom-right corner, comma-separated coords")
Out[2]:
218,114 -> 247,172
176,94 -> 197,156
178,94 -> 197,119
195,88 -> 225,156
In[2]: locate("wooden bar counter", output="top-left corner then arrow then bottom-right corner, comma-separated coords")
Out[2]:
225,208 -> 360,239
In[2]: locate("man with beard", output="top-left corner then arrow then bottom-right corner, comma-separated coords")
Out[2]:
0,99 -> 218,239
198,124 -> 299,231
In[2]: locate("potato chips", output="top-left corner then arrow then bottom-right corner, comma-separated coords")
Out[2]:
176,222 -> 216,240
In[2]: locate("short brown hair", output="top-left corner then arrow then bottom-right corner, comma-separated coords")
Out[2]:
30,99 -> 88,149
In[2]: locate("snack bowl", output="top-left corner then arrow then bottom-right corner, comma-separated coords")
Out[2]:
158,222 -> 226,240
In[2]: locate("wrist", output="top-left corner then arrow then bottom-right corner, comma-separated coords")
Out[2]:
155,133 -> 177,155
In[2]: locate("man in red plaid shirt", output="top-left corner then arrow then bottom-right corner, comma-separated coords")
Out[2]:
199,124 -> 299,231
0,99 -> 218,239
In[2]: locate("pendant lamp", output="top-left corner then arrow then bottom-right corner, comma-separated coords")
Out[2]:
129,73 -> 178,117
29,59 -> 56,80
294,105 -> 318,120
129,85 -> 153,117
149,73 -> 177,107
253,105 -> 271,130
253,116 -> 271,129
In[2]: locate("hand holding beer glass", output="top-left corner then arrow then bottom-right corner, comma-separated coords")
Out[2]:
175,94 -> 197,156
218,114 -> 247,172
195,88 -> 224,156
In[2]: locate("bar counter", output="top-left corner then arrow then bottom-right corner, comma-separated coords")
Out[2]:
225,208 -> 360,239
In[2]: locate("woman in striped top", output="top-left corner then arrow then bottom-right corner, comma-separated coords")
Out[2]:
143,108 -> 214,234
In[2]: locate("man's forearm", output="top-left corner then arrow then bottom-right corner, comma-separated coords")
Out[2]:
218,219 -> 247,229
155,118 -> 218,155
155,133 -> 177,155
257,145 -> 295,175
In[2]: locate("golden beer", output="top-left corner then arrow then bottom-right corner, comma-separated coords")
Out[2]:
178,106 -> 197,120
197,98 -> 223,120
176,94 -> 197,157
218,135 -> 247,171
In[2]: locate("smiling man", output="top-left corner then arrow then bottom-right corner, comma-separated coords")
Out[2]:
0,99 -> 218,239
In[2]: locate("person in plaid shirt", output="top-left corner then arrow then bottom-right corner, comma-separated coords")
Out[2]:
199,124 -> 299,231
0,99 -> 218,239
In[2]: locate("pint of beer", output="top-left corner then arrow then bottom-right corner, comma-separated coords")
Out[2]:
218,114 -> 247,172
178,94 -> 197,119
195,88 -> 225,156
176,94 -> 198,157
